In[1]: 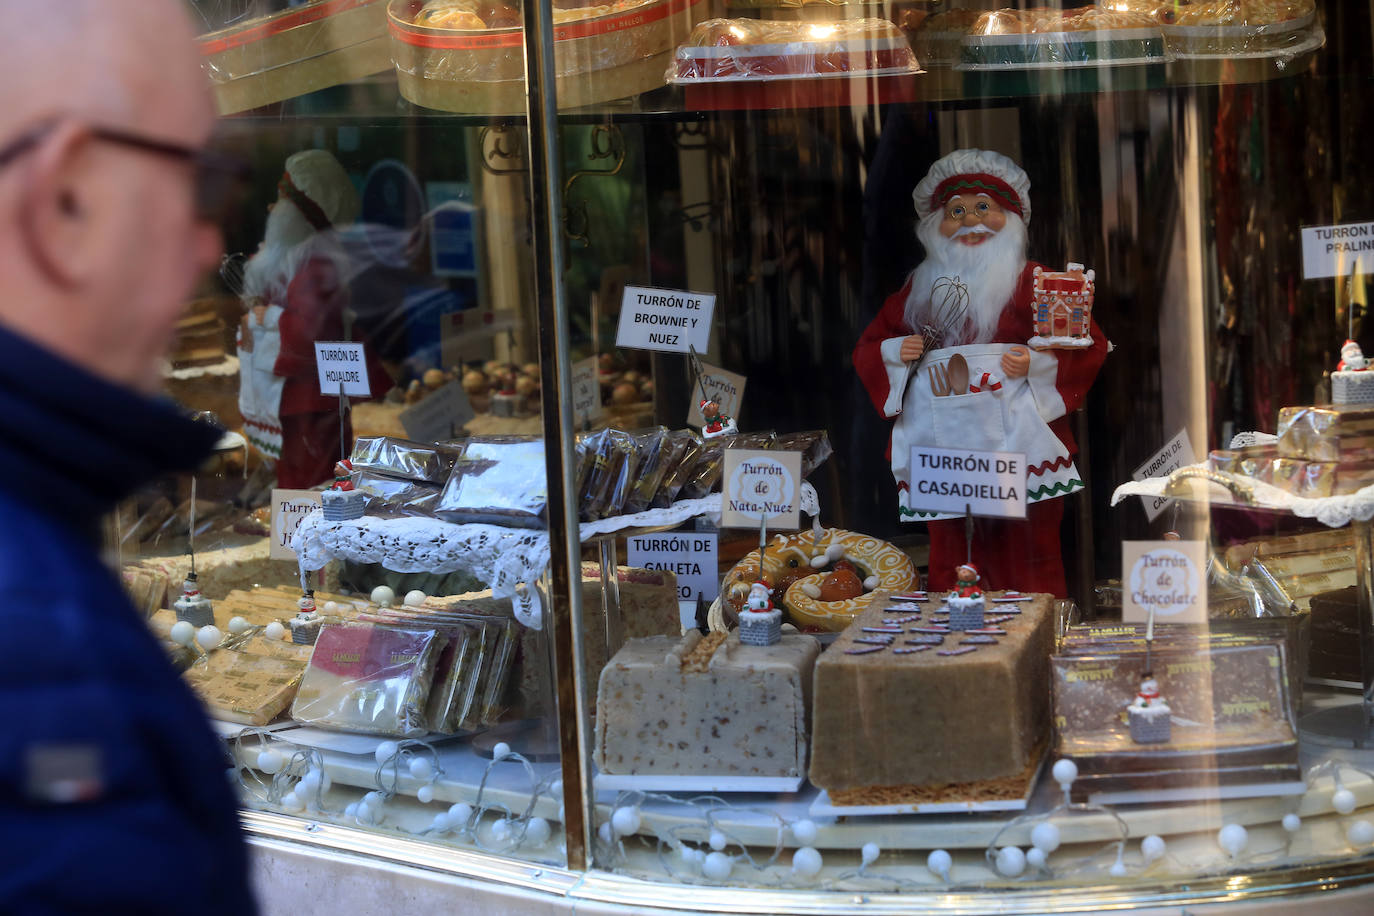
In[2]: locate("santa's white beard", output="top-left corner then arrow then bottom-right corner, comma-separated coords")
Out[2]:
902,210 -> 1028,347
242,199 -> 318,304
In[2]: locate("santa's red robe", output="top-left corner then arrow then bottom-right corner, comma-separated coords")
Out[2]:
274,255 -> 392,489
853,261 -> 1107,596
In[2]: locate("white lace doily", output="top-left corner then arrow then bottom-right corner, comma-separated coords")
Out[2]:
293,482 -> 820,629
1110,463 -> 1374,529
162,354 -> 240,380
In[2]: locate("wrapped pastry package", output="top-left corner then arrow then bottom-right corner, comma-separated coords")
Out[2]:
353,471 -> 443,516
421,624 -> 481,734
579,429 -> 641,521
291,624 -> 442,736
960,7 -> 1167,69
652,432 -> 706,507
351,436 -> 465,484
184,650 -> 306,727
622,427 -> 673,515
773,429 -> 833,477
1278,405 -> 1374,463
669,18 -> 919,82
435,436 -> 548,527
1161,0 -> 1320,58
681,431 -> 776,499
908,8 -> 983,67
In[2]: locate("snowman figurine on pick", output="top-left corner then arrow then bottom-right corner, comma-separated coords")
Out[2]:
1127,607 -> 1171,744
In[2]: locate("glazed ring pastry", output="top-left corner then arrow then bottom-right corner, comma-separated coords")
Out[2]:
722,528 -> 917,632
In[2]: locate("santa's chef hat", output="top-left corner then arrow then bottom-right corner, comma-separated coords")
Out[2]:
279,149 -> 360,231
913,149 -> 1031,225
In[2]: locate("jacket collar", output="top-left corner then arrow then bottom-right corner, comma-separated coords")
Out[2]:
0,323 -> 220,542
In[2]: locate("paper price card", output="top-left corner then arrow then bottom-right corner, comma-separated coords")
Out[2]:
626,532 -> 719,602
571,356 -> 604,428
270,489 -> 323,561
615,286 -> 715,354
907,445 -> 1027,519
1122,540 -> 1208,625
721,449 -> 802,530
314,341 -> 371,397
1130,428 -> 1196,523
400,381 -> 474,442
1301,221 -> 1374,280
686,361 -> 746,428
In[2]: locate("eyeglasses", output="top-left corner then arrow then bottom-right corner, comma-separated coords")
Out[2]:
0,119 -> 250,224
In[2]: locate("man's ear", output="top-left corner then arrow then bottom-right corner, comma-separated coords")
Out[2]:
18,122 -> 97,290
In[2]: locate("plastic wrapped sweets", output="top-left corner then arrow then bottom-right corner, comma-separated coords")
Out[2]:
291,624 -> 442,737
669,18 -> 918,82
435,436 -> 548,527
351,436 -> 464,484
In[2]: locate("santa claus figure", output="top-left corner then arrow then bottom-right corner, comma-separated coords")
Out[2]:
953,563 -> 982,598
237,150 -> 391,489
853,150 -> 1107,596
700,398 -> 738,438
746,581 -> 773,612
1338,339 -> 1369,372
330,458 -> 355,491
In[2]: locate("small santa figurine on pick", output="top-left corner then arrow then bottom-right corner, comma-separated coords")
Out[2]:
1127,671 -> 1172,743
737,580 -> 782,646
330,458 -> 355,490
1338,340 -> 1369,372
700,398 -> 738,439
321,458 -> 365,520
953,562 -> 983,598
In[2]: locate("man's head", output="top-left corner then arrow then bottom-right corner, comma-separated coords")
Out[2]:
243,149 -> 357,305
903,149 -> 1031,347
0,0 -> 223,395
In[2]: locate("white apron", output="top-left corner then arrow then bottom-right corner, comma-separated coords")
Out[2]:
237,305 -> 286,460
879,340 -> 1082,522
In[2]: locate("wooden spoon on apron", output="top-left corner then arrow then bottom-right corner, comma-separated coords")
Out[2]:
947,352 -> 969,395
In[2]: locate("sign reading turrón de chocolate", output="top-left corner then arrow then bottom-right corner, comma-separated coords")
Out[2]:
1122,540 -> 1208,625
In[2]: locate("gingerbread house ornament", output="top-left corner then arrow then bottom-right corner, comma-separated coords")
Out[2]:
1029,262 -> 1095,350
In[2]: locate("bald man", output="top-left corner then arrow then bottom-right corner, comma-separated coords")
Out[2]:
0,2 -> 257,912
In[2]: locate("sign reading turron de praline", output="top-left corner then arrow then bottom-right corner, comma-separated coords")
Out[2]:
615,285 -> 716,354
721,449 -> 802,530
907,445 -> 1027,519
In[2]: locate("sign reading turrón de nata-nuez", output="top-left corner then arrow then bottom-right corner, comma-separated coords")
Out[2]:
615,286 -> 715,354
721,449 -> 802,530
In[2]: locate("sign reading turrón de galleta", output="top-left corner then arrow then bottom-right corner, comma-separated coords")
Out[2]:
627,532 -> 719,602
615,286 -> 715,354
721,449 -> 801,529
907,445 -> 1027,519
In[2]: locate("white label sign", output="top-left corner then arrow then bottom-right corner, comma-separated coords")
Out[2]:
314,342 -> 371,397
399,381 -> 474,442
907,446 -> 1027,519
1122,540 -> 1208,625
687,361 -> 747,428
1301,221 -> 1374,280
1130,428 -> 1196,523
571,356 -> 604,428
627,532 -> 719,602
270,488 -> 323,561
721,449 -> 801,529
615,285 -> 715,354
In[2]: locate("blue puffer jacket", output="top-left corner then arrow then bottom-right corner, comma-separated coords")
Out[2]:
0,325 -> 257,915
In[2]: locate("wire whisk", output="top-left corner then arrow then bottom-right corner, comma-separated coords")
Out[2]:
918,276 -> 970,364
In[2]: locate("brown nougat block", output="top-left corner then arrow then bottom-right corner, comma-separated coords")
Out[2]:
594,630 -> 820,777
808,591 -> 1054,793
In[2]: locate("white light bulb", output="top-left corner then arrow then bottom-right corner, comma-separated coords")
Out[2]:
1218,823 -> 1248,858
708,830 -> 728,851
408,756 -> 432,780
995,846 -> 1026,877
256,749 -> 284,775
264,621 -> 285,641
702,852 -> 732,880
525,817 -> 552,847
927,849 -> 952,881
448,802 -> 473,823
1348,820 -> 1374,847
1052,758 -> 1078,789
170,621 -> 196,647
791,819 -> 818,845
370,585 -> 395,607
1030,822 -> 1061,853
1282,814 -> 1301,833
861,842 -> 880,866
227,616 -> 251,635
611,806 -> 641,836
492,742 -> 511,760
195,625 -> 222,651
417,785 -> 434,804
791,846 -> 823,877
404,589 -> 427,607
1333,788 -> 1357,815
1141,835 -> 1166,863
1025,847 -> 1047,870
374,741 -> 399,765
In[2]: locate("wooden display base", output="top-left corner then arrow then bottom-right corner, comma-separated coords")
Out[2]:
397,50 -> 675,115
595,772 -> 805,794
810,749 -> 1045,816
